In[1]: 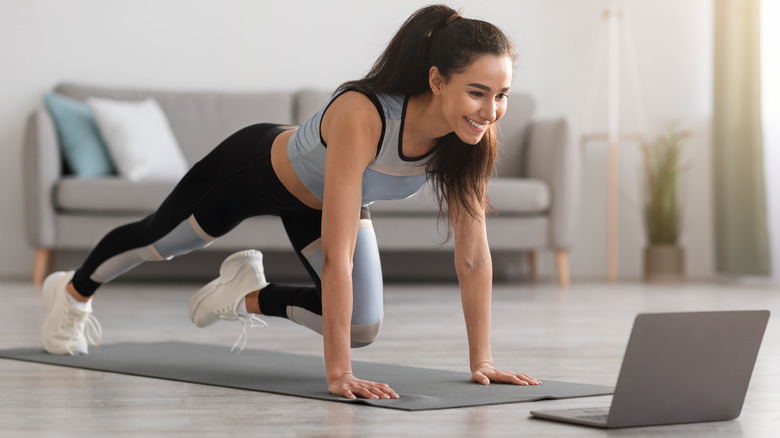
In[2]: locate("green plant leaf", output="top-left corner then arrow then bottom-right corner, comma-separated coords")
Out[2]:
641,124 -> 686,244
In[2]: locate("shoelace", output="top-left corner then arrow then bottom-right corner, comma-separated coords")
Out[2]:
83,314 -> 103,348
61,307 -> 103,356
229,313 -> 268,354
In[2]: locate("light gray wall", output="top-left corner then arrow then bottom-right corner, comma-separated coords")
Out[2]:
0,0 -> 713,281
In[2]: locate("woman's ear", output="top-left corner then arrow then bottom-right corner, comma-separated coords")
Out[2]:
429,66 -> 445,95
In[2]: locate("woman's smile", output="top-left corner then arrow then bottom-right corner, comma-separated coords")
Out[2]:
465,116 -> 488,132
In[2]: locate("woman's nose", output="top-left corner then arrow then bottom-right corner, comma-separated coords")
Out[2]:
480,100 -> 497,122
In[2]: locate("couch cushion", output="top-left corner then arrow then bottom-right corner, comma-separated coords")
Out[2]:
43,92 -> 116,177
55,83 -> 295,165
56,176 -> 550,217
56,177 -> 176,213
88,97 -> 189,181
488,178 -> 550,214
368,178 -> 550,216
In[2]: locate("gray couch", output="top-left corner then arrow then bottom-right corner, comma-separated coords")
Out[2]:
23,83 -> 579,287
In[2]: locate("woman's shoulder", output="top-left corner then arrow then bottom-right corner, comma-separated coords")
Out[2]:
331,88 -> 405,120
320,90 -> 386,149
323,90 -> 385,129
331,90 -> 379,110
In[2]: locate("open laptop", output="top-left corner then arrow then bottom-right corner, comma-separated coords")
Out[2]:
530,310 -> 770,428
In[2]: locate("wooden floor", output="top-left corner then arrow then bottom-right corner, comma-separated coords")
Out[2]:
1,279 -> 778,437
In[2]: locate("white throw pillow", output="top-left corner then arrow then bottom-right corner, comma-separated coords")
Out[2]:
88,97 -> 189,181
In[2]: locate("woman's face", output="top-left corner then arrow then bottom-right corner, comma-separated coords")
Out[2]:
431,54 -> 513,145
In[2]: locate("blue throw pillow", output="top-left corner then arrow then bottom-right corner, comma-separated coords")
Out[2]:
44,92 -> 116,176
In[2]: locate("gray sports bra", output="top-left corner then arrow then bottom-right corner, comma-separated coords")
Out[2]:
287,90 -> 436,206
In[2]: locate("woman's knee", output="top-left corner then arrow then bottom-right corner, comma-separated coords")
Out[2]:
285,305 -> 382,348
351,318 -> 383,348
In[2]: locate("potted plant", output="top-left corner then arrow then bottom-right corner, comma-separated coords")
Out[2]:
641,124 -> 686,283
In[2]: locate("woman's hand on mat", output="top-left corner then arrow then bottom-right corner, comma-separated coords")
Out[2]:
470,364 -> 542,386
328,373 -> 400,400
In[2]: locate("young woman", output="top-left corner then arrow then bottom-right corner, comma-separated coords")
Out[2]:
40,4 -> 541,400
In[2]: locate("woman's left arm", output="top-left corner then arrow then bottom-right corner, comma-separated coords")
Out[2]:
453,213 -> 541,386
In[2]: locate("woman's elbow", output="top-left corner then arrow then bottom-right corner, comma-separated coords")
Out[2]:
454,252 -> 491,274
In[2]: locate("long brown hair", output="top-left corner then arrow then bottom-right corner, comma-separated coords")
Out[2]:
339,5 -> 515,234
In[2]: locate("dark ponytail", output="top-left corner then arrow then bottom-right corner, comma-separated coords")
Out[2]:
339,4 -> 455,95
339,5 -> 515,234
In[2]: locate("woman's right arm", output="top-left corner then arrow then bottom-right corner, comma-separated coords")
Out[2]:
319,92 -> 398,400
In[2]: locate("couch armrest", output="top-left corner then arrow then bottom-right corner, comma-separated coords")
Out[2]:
23,108 -> 60,248
523,118 -> 581,249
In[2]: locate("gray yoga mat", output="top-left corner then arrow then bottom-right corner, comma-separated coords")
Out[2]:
0,342 -> 613,411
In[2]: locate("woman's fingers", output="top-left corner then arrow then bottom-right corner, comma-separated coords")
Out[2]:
471,370 -> 491,385
471,367 -> 542,386
516,372 -> 542,385
329,374 -> 399,400
361,383 -> 397,399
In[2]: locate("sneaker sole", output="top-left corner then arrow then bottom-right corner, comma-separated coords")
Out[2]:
189,250 -> 265,327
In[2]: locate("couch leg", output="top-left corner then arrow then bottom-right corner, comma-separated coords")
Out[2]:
33,248 -> 54,286
555,250 -> 570,288
527,251 -> 538,282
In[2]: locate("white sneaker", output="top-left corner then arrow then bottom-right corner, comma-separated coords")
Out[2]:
190,250 -> 269,351
40,271 -> 102,355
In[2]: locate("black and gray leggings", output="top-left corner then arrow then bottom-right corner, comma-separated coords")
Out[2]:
71,123 -> 383,347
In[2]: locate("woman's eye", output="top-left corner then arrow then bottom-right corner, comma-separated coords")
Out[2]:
469,91 -> 484,98
496,93 -> 508,101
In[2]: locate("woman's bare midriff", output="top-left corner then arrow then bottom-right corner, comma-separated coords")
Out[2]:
271,129 -> 324,210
